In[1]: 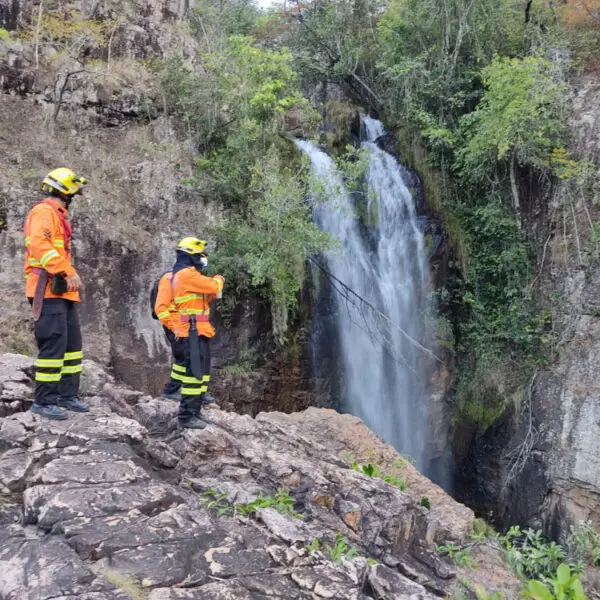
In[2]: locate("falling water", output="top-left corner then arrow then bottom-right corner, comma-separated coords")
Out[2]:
296,117 -> 431,466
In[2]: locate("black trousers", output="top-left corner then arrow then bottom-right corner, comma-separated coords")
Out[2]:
162,326 -> 186,395
179,335 -> 211,421
33,298 -> 82,406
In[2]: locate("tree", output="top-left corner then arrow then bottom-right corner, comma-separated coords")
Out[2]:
457,55 -> 567,223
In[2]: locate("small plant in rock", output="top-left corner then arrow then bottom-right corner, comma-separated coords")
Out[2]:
307,534 -> 359,563
352,461 -> 408,491
400,454 -> 417,466
419,496 -> 431,510
500,527 -> 581,583
235,488 -> 300,518
381,473 -> 408,490
337,450 -> 355,465
436,542 -> 475,568
200,489 -> 232,517
567,521 -> 600,567
325,533 -> 358,563
521,564 -> 586,600
353,461 -> 380,477
474,586 -> 503,600
471,518 -> 499,541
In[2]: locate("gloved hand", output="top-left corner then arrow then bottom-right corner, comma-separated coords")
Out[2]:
66,272 -> 82,292
213,274 -> 224,299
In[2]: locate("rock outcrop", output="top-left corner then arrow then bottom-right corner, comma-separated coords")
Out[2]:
455,75 -> 600,540
0,0 -> 314,408
0,353 -> 522,598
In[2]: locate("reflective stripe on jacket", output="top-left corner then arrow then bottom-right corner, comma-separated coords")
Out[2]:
24,199 -> 79,302
154,271 -> 180,332
170,266 -> 223,338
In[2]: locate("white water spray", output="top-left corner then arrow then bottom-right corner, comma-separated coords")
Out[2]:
296,117 -> 431,465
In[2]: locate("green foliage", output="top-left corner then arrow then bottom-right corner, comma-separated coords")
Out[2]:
501,526 -> 582,584
436,542 -> 475,568
471,518 -> 498,541
190,0 -> 259,39
474,585 -> 503,600
307,534 -> 359,563
211,148 -> 331,339
419,496 -> 431,510
458,56 -> 567,179
351,461 -> 407,491
235,488 -> 300,518
567,521 -> 600,567
155,31 -> 326,338
521,564 -> 587,600
324,533 -> 358,563
205,35 -> 309,125
23,11 -> 119,53
0,28 -> 10,41
200,489 -> 232,517
441,200 -> 547,431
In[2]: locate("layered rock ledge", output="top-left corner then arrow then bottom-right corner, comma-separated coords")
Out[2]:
0,354 -> 520,599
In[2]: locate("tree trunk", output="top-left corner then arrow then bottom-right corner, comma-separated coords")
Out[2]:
510,153 -> 522,229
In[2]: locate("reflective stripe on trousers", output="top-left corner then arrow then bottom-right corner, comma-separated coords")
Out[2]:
33,298 -> 82,406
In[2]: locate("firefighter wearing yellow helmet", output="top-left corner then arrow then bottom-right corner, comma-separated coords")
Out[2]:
24,168 -> 89,420
153,237 -> 224,429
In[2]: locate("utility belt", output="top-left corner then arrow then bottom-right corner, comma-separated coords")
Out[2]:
31,268 -> 68,321
180,313 -> 210,323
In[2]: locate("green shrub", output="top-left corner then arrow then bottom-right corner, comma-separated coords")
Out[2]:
235,488 -> 300,518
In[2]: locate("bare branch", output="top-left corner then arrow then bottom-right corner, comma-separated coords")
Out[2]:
53,68 -> 86,121
34,1 -> 44,70
309,257 -> 443,365
504,372 -> 538,486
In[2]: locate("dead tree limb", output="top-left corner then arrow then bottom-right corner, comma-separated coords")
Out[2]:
504,372 -> 538,486
53,68 -> 86,121
309,257 -> 443,366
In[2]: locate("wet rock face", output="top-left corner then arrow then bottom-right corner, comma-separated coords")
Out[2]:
455,76 -> 600,540
0,353 -> 521,599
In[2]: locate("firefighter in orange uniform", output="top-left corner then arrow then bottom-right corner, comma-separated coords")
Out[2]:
155,237 -> 224,429
24,168 -> 89,420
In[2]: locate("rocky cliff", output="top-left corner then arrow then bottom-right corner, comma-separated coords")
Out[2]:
0,0 -> 317,411
0,353 -> 522,599
455,75 -> 600,541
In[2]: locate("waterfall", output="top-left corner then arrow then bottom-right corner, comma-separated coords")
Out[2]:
296,117 -> 431,467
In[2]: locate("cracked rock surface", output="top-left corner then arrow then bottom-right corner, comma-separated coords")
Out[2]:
0,354 -> 521,599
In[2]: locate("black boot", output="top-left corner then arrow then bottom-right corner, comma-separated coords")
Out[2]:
201,393 -> 217,405
31,403 -> 68,420
58,396 -> 89,412
179,415 -> 207,429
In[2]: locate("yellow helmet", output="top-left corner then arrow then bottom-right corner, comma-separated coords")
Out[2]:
41,168 -> 87,197
177,237 -> 206,255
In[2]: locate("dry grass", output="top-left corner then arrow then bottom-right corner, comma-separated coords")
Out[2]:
95,568 -> 148,600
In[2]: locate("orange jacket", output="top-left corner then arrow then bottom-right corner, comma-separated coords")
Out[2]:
168,266 -> 224,338
24,198 -> 80,302
154,271 -> 180,332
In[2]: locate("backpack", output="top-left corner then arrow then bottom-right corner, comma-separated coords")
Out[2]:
150,270 -> 172,320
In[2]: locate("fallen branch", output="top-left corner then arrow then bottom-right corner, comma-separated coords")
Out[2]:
309,256 -> 443,365
504,372 -> 538,486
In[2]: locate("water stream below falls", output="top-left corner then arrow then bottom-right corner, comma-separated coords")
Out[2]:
296,117 -> 432,469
